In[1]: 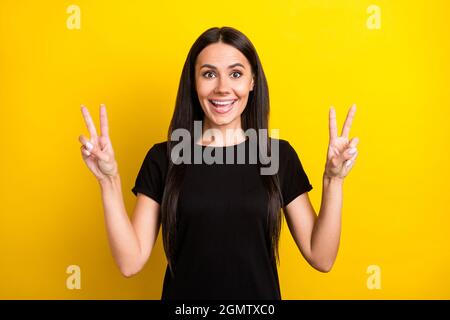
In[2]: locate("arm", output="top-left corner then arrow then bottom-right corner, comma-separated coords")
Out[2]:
310,175 -> 343,271
284,175 -> 343,273
284,178 -> 342,272
99,174 -> 161,277
78,104 -> 160,278
284,105 -> 359,272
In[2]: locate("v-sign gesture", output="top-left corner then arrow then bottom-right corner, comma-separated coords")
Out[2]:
324,104 -> 359,180
79,104 -> 118,182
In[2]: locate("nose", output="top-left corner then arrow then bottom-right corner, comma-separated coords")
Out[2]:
214,76 -> 231,95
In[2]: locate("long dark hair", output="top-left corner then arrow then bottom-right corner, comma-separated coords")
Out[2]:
161,26 -> 283,277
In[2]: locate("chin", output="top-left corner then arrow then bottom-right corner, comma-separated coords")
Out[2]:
209,116 -> 235,126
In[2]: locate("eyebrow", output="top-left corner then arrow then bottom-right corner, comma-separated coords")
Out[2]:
200,63 -> 245,70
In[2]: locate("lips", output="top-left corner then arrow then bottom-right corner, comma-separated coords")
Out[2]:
208,99 -> 237,114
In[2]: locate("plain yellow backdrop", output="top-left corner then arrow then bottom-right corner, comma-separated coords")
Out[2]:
0,0 -> 449,299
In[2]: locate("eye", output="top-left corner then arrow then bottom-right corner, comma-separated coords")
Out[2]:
202,71 -> 216,78
231,71 -> 242,78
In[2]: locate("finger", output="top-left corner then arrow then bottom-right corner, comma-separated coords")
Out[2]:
328,154 -> 341,168
344,148 -> 358,160
350,151 -> 358,161
78,134 -> 94,151
345,151 -> 358,167
348,136 -> 360,148
99,135 -> 113,152
99,104 -> 109,138
78,134 -> 109,162
80,145 -> 91,157
81,105 -> 99,138
341,104 -> 356,138
345,159 -> 353,168
328,145 -> 338,158
329,106 -> 338,141
345,157 -> 357,169
344,137 -> 360,157
345,147 -> 357,158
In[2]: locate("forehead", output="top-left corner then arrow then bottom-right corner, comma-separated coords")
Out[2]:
196,42 -> 250,68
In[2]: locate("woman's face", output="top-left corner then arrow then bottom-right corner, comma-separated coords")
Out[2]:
195,42 -> 254,128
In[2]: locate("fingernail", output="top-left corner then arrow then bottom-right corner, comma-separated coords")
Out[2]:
86,141 -> 93,151
348,147 -> 357,155
346,160 -> 352,167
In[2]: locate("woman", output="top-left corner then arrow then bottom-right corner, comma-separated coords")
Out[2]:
78,26 -> 359,300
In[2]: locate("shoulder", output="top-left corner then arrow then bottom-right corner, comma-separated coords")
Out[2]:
269,137 -> 297,158
146,140 -> 168,160
268,137 -> 291,147
269,138 -> 307,176
150,140 -> 168,153
274,138 -> 291,149
270,138 -> 312,202
141,141 -> 170,173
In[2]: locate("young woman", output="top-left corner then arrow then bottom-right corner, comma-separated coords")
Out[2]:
78,26 -> 359,300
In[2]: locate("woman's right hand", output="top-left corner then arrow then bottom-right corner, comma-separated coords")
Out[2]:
79,104 -> 118,182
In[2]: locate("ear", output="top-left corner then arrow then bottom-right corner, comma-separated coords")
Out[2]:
250,76 -> 255,91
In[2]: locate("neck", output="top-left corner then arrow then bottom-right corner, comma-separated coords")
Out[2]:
198,117 -> 246,146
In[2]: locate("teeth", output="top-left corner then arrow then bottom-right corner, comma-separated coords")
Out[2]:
210,100 -> 235,106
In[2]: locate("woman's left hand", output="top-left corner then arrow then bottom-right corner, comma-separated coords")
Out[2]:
324,104 -> 359,180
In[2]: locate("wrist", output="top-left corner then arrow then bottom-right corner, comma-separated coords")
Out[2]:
323,173 -> 344,186
98,173 -> 121,188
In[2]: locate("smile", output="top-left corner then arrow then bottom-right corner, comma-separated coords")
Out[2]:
208,99 -> 237,114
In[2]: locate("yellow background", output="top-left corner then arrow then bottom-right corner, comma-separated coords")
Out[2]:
1,0 -> 449,299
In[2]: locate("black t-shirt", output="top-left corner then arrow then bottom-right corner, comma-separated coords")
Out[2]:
131,138 -> 313,300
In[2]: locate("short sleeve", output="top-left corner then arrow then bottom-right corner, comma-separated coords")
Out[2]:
278,140 -> 313,207
131,142 -> 168,204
